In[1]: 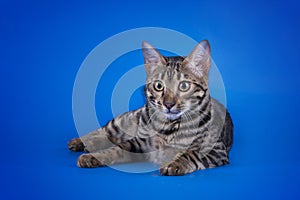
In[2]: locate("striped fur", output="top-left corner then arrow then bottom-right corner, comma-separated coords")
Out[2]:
68,40 -> 233,176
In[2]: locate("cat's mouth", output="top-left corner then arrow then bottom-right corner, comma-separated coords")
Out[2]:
166,110 -> 180,115
164,110 -> 182,120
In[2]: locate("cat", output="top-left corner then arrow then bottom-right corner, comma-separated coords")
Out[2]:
68,40 -> 233,176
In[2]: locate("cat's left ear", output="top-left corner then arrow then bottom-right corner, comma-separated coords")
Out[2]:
183,40 -> 211,78
142,41 -> 166,75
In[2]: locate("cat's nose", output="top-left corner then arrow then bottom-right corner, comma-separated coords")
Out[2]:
164,102 -> 175,110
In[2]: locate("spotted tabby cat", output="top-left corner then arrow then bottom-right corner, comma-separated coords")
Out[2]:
68,40 -> 233,176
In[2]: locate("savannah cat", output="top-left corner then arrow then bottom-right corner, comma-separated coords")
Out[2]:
68,40 -> 233,176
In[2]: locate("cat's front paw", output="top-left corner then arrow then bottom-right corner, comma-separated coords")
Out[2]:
159,161 -> 188,176
68,138 -> 85,152
77,154 -> 104,168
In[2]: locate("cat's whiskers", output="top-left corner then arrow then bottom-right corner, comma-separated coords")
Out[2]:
188,109 -> 211,131
144,109 -> 160,129
198,109 -> 211,117
183,112 -> 199,142
184,111 -> 197,130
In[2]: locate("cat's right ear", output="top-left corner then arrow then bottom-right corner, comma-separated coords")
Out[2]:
142,41 -> 166,75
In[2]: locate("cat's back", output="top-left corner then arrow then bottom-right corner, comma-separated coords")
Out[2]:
211,98 -> 233,152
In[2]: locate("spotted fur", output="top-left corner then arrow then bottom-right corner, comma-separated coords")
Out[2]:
68,40 -> 233,176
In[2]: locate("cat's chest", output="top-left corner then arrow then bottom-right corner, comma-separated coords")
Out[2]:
159,121 -> 211,148
158,129 -> 200,149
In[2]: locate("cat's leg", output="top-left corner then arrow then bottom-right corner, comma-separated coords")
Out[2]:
68,128 -> 114,152
160,142 -> 229,176
77,136 -> 154,168
69,112 -> 139,152
68,138 -> 85,152
77,146 -> 147,168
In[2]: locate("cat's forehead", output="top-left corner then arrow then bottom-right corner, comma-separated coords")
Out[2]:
164,56 -> 185,64
164,56 -> 184,70
146,56 -> 204,85
150,56 -> 194,80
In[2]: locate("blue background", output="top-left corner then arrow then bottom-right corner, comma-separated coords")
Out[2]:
1,0 -> 300,199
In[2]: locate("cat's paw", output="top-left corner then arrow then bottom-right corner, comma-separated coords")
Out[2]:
77,154 -> 104,168
68,138 -> 85,152
159,161 -> 187,176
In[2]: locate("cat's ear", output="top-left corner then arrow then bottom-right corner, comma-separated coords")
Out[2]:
183,40 -> 211,78
142,41 -> 166,75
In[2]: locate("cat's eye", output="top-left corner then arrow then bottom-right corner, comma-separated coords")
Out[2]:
178,81 -> 190,92
153,81 -> 164,91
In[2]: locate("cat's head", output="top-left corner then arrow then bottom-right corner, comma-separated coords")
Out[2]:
142,40 -> 211,121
